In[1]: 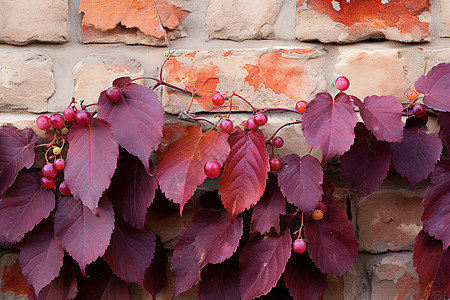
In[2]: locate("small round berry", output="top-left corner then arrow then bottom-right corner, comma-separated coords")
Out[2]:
49,114 -> 65,129
316,201 -> 327,213
105,87 -> 122,103
412,103 -> 426,117
63,107 -> 77,121
59,181 -> 72,196
406,90 -> 418,101
253,112 -> 268,126
41,177 -> 55,189
335,76 -> 350,91
312,209 -> 324,221
220,119 -> 234,133
36,116 -> 51,130
292,238 -> 307,253
61,127 -> 69,135
212,93 -> 225,106
42,163 -> 57,179
204,160 -> 221,178
272,136 -> 284,148
270,157 -> 282,171
54,158 -> 65,170
241,120 -> 249,129
247,117 -> 259,131
53,147 -> 62,155
295,100 -> 307,114
75,110 -> 92,127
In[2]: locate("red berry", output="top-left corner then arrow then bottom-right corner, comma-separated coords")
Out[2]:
335,76 -> 350,91
63,107 -> 77,121
49,114 -> 65,129
412,103 -> 426,117
312,209 -> 324,221
59,181 -> 72,196
316,201 -> 327,213
241,120 -> 249,129
406,90 -> 418,101
292,239 -> 307,253
254,112 -> 268,126
295,100 -> 307,114
42,163 -> 57,179
272,136 -> 284,148
36,116 -> 51,130
247,117 -> 259,131
54,158 -> 65,170
41,177 -> 55,189
220,119 -> 233,133
204,160 -> 221,178
212,93 -> 225,106
105,87 -> 122,103
75,110 -> 92,126
270,157 -> 282,171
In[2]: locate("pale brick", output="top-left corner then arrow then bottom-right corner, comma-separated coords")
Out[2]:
423,48 -> 450,72
441,0 -> 450,37
73,54 -> 144,105
296,0 -> 431,43
0,113 -> 46,138
0,252 -> 29,299
322,276 -> 344,300
162,48 -> 326,114
0,0 -> 68,45
205,0 -> 282,41
357,189 -> 424,253
0,51 -> 54,113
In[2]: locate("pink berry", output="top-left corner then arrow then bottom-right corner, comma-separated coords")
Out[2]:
212,93 -> 225,106
406,90 -> 418,101
42,163 -> 57,179
295,101 -> 307,114
41,177 -> 55,189
75,110 -> 92,127
105,87 -> 122,103
247,117 -> 259,131
220,119 -> 233,133
412,103 -> 426,117
59,181 -> 72,196
54,158 -> 65,170
254,112 -> 268,126
272,136 -> 284,148
270,157 -> 282,171
335,76 -> 350,91
204,160 -> 221,178
63,107 -> 77,121
49,114 -> 65,129
36,116 -> 51,130
292,239 -> 307,253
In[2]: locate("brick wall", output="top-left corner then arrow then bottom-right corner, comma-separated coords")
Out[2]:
0,0 -> 449,299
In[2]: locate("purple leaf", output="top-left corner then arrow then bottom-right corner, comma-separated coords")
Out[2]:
139,244 -> 168,297
104,219 -> 156,284
438,112 -> 450,148
20,222 -> 64,296
199,259 -> 240,300
284,253 -> 328,300
0,126 -> 37,196
54,195 -> 115,275
352,95 -> 403,142
415,63 -> 450,112
78,269 -> 130,300
98,82 -> 164,174
113,76 -> 132,88
239,229 -> 292,300
277,154 -> 323,214
65,119 -> 119,213
391,126 -> 442,187
106,152 -> 156,230
36,262 -> 77,300
422,159 -> 450,249
0,170 -> 55,245
305,204 -> 358,276
302,92 -> 358,162
340,123 -> 392,196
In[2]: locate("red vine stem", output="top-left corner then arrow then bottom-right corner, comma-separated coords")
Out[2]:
231,92 -> 256,113
161,234 -> 181,245
261,107 -> 298,113
150,0 -> 171,53
266,121 -> 302,144
181,111 -> 216,126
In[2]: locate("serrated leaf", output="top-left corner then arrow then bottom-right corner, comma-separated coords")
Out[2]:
139,244 -> 168,297
0,170 -> 55,245
54,195 -> 115,274
340,123 -> 392,196
391,126 -> 442,187
78,269 -> 130,300
36,262 -> 77,300
415,63 -> 450,112
352,95 -> 403,142
284,253 -> 328,300
438,112 -> 450,148
104,219 -> 155,284
107,152 -> 156,230
413,230 -> 450,298
98,82 -> 164,174
305,204 -> 358,276
277,154 -> 323,214
217,129 -> 270,218
199,259 -> 240,300
302,92 -> 358,162
0,126 -> 37,196
157,126 -> 230,214
20,222 -> 64,296
65,119 -> 118,213
239,229 -> 292,300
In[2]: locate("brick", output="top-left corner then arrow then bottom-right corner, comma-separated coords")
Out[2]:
72,54 -> 144,106
0,253 -> 29,299
357,189 -> 424,253
205,0 -> 282,41
321,275 -> 344,300
162,48 -> 326,114
0,51 -> 54,113
441,0 -> 450,37
0,0 -> 68,45
296,0 -> 431,43
423,48 -> 450,72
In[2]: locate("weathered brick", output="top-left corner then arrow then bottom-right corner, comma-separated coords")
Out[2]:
0,113 -> 46,138
0,51 -> 54,113
162,48 -> 326,114
441,0 -> 450,37
423,48 -> 450,72
0,252 -> 29,299
296,0 -> 431,43
205,0 -> 282,41
321,275 -> 344,300
0,0 -> 68,45
357,189 -> 424,253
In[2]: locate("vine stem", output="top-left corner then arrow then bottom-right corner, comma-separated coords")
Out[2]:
150,0 -> 171,52
181,111 -> 216,126
266,121 -> 302,144
34,143 -> 51,148
82,103 -> 98,109
231,92 -> 256,113
261,107 -> 298,113
161,234 -> 180,245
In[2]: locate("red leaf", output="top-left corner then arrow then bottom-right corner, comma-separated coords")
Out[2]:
277,154 -> 323,214
35,262 -> 77,300
65,119 -> 119,213
239,229 -> 292,300
107,152 -> 156,230
302,92 -> 358,162
413,230 -> 450,298
104,219 -> 156,284
157,126 -> 230,214
352,95 -> 403,142
305,204 -> 358,276
0,126 -> 36,195
217,129 -> 270,218
341,123 -> 392,196
422,159 -> 450,249
113,76 -> 132,88
199,259 -> 240,300
98,82 -> 164,174
391,126 -> 442,187
54,195 -> 115,275
20,222 -> 64,296
284,253 -> 328,300
78,269 -> 130,300
438,112 -> 450,148
0,170 -> 55,245
139,244 -> 168,297
415,63 -> 450,112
